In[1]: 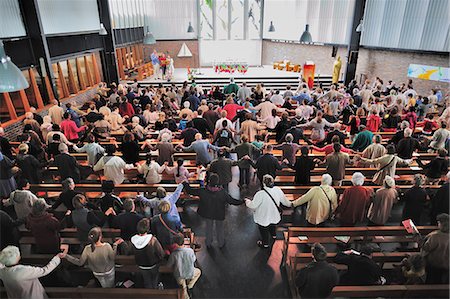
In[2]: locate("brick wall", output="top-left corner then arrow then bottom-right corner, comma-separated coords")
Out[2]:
144,40 -> 199,68
262,40 -> 450,95
2,87 -> 99,141
356,48 -> 449,95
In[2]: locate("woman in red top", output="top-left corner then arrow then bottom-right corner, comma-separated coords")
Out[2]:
119,99 -> 135,118
417,113 -> 438,135
313,135 -> 354,155
223,96 -> 243,120
404,106 -> 418,130
60,112 -> 86,142
366,109 -> 381,132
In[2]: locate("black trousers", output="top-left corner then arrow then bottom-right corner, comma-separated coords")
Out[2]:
239,168 -> 250,186
258,224 -> 276,246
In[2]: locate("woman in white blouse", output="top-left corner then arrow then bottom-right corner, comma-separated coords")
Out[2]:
245,175 -> 292,248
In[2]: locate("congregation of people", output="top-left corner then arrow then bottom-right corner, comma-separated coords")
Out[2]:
0,74 -> 449,299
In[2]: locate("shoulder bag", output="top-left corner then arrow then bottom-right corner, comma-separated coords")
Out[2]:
263,188 -> 283,216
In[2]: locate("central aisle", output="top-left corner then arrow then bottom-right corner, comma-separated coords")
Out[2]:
180,202 -> 291,298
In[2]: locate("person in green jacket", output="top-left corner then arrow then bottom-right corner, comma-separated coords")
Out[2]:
223,78 -> 239,95
351,125 -> 373,152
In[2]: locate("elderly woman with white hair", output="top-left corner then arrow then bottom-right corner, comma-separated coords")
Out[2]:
292,174 -> 338,227
245,175 -> 292,248
179,101 -> 193,121
335,172 -> 374,226
0,246 -> 61,299
367,176 -> 398,225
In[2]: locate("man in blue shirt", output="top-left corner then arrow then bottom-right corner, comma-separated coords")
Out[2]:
151,49 -> 161,80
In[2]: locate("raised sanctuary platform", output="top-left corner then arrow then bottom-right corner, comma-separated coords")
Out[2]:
127,65 -> 336,90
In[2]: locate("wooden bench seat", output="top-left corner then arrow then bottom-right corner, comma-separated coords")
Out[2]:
281,226 -> 437,265
31,184 -> 442,198
330,285 -> 449,298
0,287 -> 183,299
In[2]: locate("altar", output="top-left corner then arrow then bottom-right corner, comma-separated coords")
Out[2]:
213,60 -> 249,74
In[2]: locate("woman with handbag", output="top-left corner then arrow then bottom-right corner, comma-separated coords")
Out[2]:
245,175 -> 292,248
291,174 -> 338,227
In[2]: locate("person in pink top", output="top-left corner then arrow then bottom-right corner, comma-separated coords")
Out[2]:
223,96 -> 243,121
60,112 -> 86,142
166,158 -> 195,184
313,135 -> 354,155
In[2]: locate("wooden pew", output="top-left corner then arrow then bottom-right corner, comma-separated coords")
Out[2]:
19,228 -> 195,249
281,226 -> 437,265
0,287 -> 183,299
30,184 -> 442,199
330,285 -> 449,298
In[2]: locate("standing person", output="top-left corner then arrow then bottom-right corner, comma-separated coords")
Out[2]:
320,143 -> 353,186
274,134 -> 302,166
367,176 -> 398,225
291,146 -> 317,185
137,154 -> 166,184
245,175 -> 292,248
73,134 -> 105,167
335,172 -> 373,226
110,199 -> 144,253
240,113 -> 266,142
51,177 -> 80,211
131,218 -> 165,288
15,143 -> 42,184
3,178 -> 38,221
151,49 -> 161,80
63,227 -> 123,288
292,174 -> 338,227
93,145 -> 135,185
52,143 -> 81,183
421,213 -> 449,284
295,243 -> 339,298
250,144 -> 284,185
60,112 -> 86,143
430,172 -> 450,224
358,145 -> 412,185
401,174 -> 427,225
179,133 -> 221,166
167,234 -> 201,299
48,100 -> 64,125
429,122 -> 450,151
209,150 -> 239,190
298,112 -> 335,144
150,201 -> 183,253
0,246 -> 61,299
119,132 -> 140,164
416,149 -> 449,184
350,125 -> 373,152
230,135 -> 261,188
360,135 -> 386,167
165,158 -> 193,184
397,128 -> 421,159
183,174 -> 242,248
0,128 -> 13,160
70,194 -> 112,242
0,151 -> 16,198
26,199 -> 61,254
237,82 -> 251,103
